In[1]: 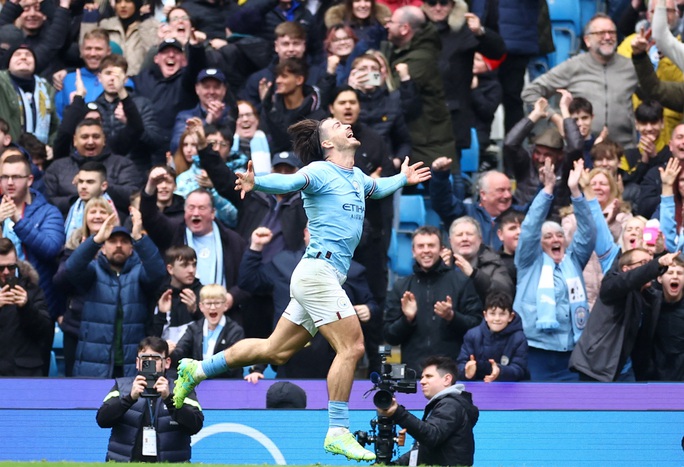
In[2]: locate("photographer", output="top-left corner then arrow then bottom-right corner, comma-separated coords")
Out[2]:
376,356 -> 479,467
96,337 -> 204,463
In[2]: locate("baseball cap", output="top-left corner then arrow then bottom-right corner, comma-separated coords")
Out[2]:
197,68 -> 226,84
271,151 -> 302,169
533,128 -> 563,150
266,381 -> 307,409
110,226 -> 133,240
158,38 -> 183,54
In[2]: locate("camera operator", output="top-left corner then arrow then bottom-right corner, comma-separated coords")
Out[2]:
96,336 -> 204,463
376,356 -> 479,467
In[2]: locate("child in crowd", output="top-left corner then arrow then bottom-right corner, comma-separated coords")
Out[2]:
64,161 -> 118,240
152,246 -> 202,350
497,209 -> 524,287
170,284 -> 245,379
457,291 -> 529,382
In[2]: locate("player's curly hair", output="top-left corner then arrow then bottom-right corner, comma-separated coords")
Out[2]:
288,119 -> 326,166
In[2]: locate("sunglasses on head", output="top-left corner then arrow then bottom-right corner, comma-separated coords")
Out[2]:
423,0 -> 452,6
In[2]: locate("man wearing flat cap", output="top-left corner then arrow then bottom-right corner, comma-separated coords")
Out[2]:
504,96 -> 583,219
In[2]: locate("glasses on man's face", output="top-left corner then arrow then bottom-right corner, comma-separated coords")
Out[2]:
201,301 -> 226,309
0,264 -> 17,273
423,0 -> 452,6
169,15 -> 190,22
0,175 -> 29,182
207,140 -> 228,148
237,112 -> 255,120
587,30 -> 617,38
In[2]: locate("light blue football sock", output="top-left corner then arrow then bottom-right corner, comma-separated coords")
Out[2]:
328,400 -> 349,429
200,352 -> 229,378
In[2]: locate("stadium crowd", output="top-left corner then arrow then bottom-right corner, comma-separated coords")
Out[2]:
2,0 -> 684,385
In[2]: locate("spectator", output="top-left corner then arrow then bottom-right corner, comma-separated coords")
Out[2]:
634,124 -> 684,218
64,161 -> 118,241
376,355 -> 479,467
324,0 -> 390,49
0,44 -> 58,144
347,53 -> 412,161
66,212 -> 166,377
0,153 -> 65,322
458,291 -> 529,382
173,127 -> 238,228
239,22 -> 325,109
521,13 -> 638,150
140,144 -> 249,317
384,225 -> 482,373
570,249 -> 677,382
170,68 -> 236,153
0,237 -> 52,376
620,101 -> 668,197
443,216 -> 514,302
0,0 -> 73,76
132,35 -> 207,153
496,0 -> 540,133
324,24 -> 370,86
229,101 -> 272,175
96,336 -> 203,462
653,256 -> 684,380
566,97 -> 601,168
383,6 -> 454,171
618,0 -> 682,143
266,381 -> 307,408
514,159 -> 596,381
141,165 -> 185,229
44,118 -> 140,219
80,0 -> 159,76
260,57 -> 331,153
181,0 -> 235,40
55,196 -> 115,376
170,284 -> 245,378
422,0 -> 505,168
94,54 -> 165,172
503,97 -> 582,216
470,51 -> 503,170
496,209 -> 524,287
430,159 -> 518,250
152,245 -> 202,348
54,28 -> 111,119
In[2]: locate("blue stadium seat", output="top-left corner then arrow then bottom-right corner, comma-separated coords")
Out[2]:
398,195 -> 426,232
388,229 -> 414,278
461,128 -> 479,173
548,26 -> 578,69
547,0 -> 582,35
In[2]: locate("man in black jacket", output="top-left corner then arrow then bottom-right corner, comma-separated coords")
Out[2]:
384,225 -> 482,373
377,355 -> 479,467
570,249 -> 677,382
96,336 -> 203,462
0,237 -> 52,376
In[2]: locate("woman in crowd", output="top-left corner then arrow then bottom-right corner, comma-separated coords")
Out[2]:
324,0 -> 390,50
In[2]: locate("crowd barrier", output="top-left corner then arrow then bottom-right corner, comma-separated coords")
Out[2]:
1,378 -> 683,465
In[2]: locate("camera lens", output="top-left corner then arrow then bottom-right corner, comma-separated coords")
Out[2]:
373,389 -> 393,410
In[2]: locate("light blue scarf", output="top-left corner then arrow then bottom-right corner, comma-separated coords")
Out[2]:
3,218 -> 25,261
202,315 -> 226,359
185,221 -> 224,286
15,76 -> 52,144
536,253 -> 589,343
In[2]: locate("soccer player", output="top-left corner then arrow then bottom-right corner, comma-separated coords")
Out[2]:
173,117 -> 430,461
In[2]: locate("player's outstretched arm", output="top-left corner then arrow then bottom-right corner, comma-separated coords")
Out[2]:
401,157 -> 431,186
